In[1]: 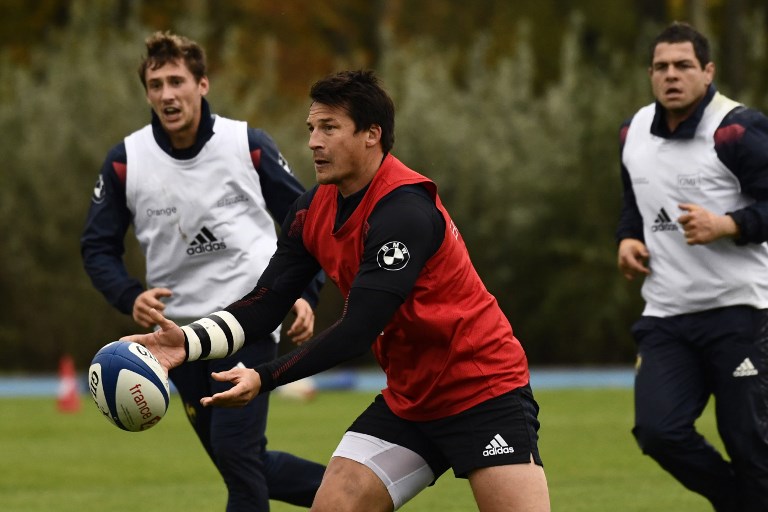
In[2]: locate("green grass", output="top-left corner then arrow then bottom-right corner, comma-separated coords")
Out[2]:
0,388 -> 721,511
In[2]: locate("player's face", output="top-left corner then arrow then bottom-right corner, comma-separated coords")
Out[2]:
144,59 -> 209,149
306,102 -> 380,196
649,42 -> 714,127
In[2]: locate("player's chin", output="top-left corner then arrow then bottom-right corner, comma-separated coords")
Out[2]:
315,170 -> 339,186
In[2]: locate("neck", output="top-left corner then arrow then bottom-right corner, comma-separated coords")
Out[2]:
665,97 -> 706,133
170,114 -> 201,149
338,151 -> 385,198
169,129 -> 198,150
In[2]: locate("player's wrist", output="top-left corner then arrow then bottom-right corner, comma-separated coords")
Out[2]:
721,213 -> 740,238
254,366 -> 274,394
180,311 -> 245,362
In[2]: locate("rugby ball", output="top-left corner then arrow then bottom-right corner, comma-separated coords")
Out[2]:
88,341 -> 170,432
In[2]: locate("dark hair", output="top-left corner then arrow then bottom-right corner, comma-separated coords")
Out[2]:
138,31 -> 207,89
309,70 -> 395,154
650,22 -> 711,68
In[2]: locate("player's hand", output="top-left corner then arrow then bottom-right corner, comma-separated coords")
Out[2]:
121,308 -> 185,375
677,203 -> 739,245
617,238 -> 650,280
133,288 -> 173,328
285,298 -> 315,344
200,368 -> 262,407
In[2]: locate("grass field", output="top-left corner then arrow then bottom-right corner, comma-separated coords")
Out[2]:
0,388 -> 721,511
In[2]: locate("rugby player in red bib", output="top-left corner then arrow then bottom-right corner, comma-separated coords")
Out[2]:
126,70 -> 550,512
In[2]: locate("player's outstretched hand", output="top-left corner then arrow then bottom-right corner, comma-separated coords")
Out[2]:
201,368 -> 262,408
121,308 -> 185,375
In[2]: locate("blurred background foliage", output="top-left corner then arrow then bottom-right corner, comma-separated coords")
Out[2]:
1,0 -> 767,371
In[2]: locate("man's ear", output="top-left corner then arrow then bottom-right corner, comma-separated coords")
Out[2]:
704,62 -> 715,85
199,76 -> 210,96
366,124 -> 382,147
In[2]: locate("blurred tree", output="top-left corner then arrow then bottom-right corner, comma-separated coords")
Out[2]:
721,0 -> 746,97
3,0 -> 764,101
0,0 -> 69,63
0,0 -> 150,371
382,14 -> 650,364
1,0 -> 768,370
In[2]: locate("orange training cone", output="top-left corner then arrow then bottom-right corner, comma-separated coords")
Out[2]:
57,354 -> 81,413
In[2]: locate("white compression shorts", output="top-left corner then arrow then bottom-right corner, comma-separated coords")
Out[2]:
332,431 -> 435,510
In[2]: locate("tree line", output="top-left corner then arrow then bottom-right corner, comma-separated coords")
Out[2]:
1,0 -> 767,371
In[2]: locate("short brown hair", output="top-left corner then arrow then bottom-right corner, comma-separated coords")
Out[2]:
137,31 -> 207,89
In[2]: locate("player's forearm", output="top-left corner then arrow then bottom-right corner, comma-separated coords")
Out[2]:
256,287 -> 401,393
728,204 -> 768,244
179,284 -> 295,362
81,251 -> 144,314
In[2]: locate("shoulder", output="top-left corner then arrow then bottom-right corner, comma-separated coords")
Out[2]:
619,114 -> 635,145
103,142 -> 128,186
373,184 -> 442,227
380,183 -> 434,205
367,185 -> 445,259
297,185 -> 320,211
719,104 -> 768,131
715,105 -> 768,148
209,115 -> 252,143
245,126 -> 278,150
105,141 -> 127,166
620,103 -> 655,141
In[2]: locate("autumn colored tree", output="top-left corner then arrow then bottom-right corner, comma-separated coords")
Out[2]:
1,0 -> 767,370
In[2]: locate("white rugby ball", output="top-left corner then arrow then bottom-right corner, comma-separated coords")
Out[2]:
88,341 -> 170,432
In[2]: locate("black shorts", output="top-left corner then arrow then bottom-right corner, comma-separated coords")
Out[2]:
346,384 -> 543,479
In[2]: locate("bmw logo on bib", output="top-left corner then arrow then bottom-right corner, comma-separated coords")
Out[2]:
377,241 -> 410,271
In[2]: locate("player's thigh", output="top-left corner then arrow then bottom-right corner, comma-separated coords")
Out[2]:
709,307 -> 768,469
312,455 -> 393,512
334,395 -> 450,509
632,315 -> 710,430
468,461 -> 550,512
330,431 -> 437,510
168,358 -> 213,443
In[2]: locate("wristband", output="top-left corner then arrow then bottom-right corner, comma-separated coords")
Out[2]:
180,311 -> 245,362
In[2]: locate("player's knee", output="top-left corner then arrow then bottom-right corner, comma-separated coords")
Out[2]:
311,458 -> 394,512
632,423 -> 678,456
213,438 -> 263,479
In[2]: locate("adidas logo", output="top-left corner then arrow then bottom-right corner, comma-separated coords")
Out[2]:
482,434 -> 514,457
733,358 -> 759,377
186,226 -> 227,256
651,208 -> 679,232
